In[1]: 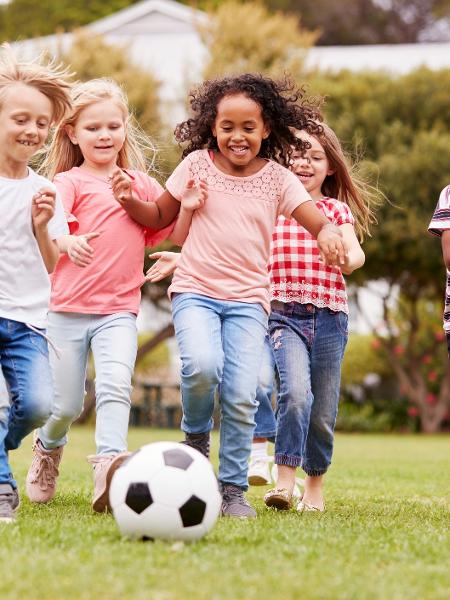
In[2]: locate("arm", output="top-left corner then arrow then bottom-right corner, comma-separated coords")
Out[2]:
169,180 -> 208,246
32,188 -> 60,273
110,169 -> 180,229
442,230 -> 450,270
339,223 -> 365,275
291,200 -> 348,267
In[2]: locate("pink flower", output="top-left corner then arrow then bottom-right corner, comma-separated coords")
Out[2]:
427,371 -> 438,382
393,345 -> 404,356
426,393 -> 437,405
422,355 -> 432,365
407,406 -> 419,417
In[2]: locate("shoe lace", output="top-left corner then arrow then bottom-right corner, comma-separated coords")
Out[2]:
32,455 -> 58,490
222,484 -> 249,506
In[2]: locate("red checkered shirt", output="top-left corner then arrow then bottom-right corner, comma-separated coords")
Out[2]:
269,198 -> 355,314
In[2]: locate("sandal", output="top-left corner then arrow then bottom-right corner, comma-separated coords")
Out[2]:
296,499 -> 325,513
264,487 -> 293,510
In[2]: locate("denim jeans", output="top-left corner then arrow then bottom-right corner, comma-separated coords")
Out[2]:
269,301 -> 348,476
39,312 -> 137,455
171,293 -> 268,489
254,336 -> 277,441
0,318 -> 53,487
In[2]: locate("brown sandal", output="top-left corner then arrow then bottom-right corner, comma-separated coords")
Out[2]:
264,487 -> 293,510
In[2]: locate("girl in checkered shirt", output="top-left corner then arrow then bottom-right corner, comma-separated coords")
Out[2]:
250,123 -> 376,513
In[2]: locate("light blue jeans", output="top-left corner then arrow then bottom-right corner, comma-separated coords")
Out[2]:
171,293 -> 268,490
254,336 -> 277,441
0,318 -> 53,487
269,301 -> 348,476
39,312 -> 138,455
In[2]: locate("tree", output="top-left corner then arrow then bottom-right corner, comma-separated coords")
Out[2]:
198,0 -> 317,79
308,67 -> 450,431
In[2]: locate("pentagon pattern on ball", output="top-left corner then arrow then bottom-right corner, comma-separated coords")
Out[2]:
163,448 -> 194,470
125,482 -> 153,514
179,495 -> 206,527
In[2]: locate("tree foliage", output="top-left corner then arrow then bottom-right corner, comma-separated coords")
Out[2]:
198,0 -> 317,79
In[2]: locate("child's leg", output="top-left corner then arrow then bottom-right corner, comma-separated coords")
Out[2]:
267,304 -> 313,501
249,335 -> 276,485
301,309 -> 348,510
38,312 -> 90,449
90,312 -> 137,455
171,293 -> 224,442
219,301 -> 267,491
2,320 -> 53,453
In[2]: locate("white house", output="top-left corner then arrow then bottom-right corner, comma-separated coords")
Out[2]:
11,0 -> 450,126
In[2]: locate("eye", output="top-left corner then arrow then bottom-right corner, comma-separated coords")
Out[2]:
37,121 -> 48,129
221,126 -> 232,132
86,126 -> 97,131
15,118 -> 26,124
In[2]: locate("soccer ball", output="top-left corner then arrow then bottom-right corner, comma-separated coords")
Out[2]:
109,441 -> 222,542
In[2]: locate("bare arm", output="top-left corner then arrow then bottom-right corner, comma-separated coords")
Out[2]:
32,188 -> 60,273
291,200 -> 348,267
339,223 -> 365,275
34,227 -> 60,273
442,230 -> 450,270
118,190 -> 181,229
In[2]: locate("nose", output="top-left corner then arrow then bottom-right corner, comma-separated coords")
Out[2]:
98,128 -> 111,140
24,122 -> 38,137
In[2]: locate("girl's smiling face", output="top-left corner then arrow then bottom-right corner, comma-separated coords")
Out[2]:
67,99 -> 126,173
291,131 -> 334,200
212,93 -> 270,176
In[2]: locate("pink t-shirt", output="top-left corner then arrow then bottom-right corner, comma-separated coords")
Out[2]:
166,149 -> 311,313
50,167 -> 172,315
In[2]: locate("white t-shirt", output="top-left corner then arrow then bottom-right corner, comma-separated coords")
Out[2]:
0,168 -> 68,328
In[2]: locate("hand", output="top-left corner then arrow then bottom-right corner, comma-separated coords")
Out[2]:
145,251 -> 180,282
110,168 -> 133,206
32,188 -> 56,230
67,232 -> 100,267
181,179 -> 207,211
317,223 -> 348,267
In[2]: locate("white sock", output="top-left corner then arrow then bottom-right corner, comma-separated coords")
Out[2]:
251,441 -> 269,460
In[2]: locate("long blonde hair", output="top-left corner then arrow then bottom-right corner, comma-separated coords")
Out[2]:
306,122 -> 380,241
0,43 -> 72,125
41,78 -> 157,179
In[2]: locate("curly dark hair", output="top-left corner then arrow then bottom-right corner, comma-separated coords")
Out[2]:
174,73 -> 323,168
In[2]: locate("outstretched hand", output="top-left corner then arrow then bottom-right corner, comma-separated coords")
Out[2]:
145,251 -> 180,282
181,179 -> 207,211
67,232 -> 100,267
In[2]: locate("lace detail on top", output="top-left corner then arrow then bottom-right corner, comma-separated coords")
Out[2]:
272,280 -> 349,314
189,152 -> 285,200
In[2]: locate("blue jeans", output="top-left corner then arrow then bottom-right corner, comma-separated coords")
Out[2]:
39,312 -> 138,455
269,301 -> 348,476
0,318 -> 53,487
171,293 -> 268,489
254,336 -> 277,441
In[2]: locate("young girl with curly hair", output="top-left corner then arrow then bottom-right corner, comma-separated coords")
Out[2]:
120,73 -> 347,518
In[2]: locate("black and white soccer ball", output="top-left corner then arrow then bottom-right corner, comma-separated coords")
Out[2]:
109,441 -> 221,541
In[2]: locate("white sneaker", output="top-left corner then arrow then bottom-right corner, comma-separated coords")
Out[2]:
248,456 -> 272,486
271,464 -> 304,498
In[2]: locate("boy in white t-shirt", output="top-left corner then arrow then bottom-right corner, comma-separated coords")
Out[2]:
0,46 -> 72,523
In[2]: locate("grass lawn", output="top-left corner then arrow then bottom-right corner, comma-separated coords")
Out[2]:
1,428 -> 449,600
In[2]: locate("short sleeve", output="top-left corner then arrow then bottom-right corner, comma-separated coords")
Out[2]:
165,155 -> 191,201
53,172 -> 79,234
429,186 -> 450,237
47,190 -> 69,240
277,168 -> 311,218
332,201 -> 355,227
133,172 -> 175,247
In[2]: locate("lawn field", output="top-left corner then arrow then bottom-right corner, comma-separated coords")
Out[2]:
1,428 -> 449,600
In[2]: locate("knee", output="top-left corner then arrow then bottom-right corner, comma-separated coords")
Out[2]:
182,354 -> 221,388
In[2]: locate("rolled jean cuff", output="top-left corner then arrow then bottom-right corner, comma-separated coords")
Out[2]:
302,466 -> 328,477
274,453 -> 302,468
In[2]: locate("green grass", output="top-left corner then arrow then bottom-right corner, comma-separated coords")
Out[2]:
1,429 -> 449,600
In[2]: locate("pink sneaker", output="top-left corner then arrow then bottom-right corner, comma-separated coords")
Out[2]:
87,452 -> 131,513
26,439 -> 63,503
